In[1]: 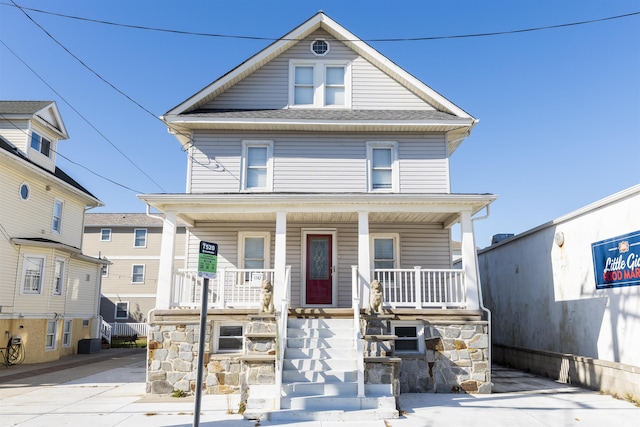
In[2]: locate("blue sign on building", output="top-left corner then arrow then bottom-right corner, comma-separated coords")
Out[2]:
592,230 -> 640,289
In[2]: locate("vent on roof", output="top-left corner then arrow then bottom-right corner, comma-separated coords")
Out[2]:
311,39 -> 329,56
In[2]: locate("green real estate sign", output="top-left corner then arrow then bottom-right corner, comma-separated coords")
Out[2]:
198,241 -> 218,279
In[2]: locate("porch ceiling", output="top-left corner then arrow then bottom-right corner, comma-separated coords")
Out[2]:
138,193 -> 497,227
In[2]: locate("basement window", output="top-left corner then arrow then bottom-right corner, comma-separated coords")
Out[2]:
391,322 -> 424,354
215,323 -> 244,353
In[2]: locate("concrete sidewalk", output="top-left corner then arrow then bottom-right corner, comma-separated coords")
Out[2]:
0,349 -> 636,426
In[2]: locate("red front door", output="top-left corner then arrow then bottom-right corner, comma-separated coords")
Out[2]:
306,234 -> 332,305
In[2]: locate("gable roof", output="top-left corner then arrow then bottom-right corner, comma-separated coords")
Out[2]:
164,12 -> 473,119
0,100 -> 68,139
0,135 -> 101,205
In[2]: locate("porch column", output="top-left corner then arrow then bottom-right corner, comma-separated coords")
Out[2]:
357,211 -> 371,308
156,210 -> 177,309
274,211 -> 287,309
460,209 -> 480,310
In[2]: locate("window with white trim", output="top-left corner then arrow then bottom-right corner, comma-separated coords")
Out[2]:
46,320 -> 57,350
289,60 -> 350,107
238,231 -> 270,282
30,132 -> 52,158
101,264 -> 109,278
101,228 -> 112,241
115,301 -> 129,319
367,142 -> 398,192
52,199 -> 63,233
391,322 -> 424,354
132,264 -> 145,283
22,255 -> 45,294
53,259 -> 65,295
241,141 -> 273,191
134,228 -> 147,247
371,234 -> 399,270
62,320 -> 72,347
20,182 -> 30,200
215,323 -> 244,353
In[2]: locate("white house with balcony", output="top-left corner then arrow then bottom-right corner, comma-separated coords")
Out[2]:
139,12 -> 496,422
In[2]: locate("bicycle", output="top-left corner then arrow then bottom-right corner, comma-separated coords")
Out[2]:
1,335 -> 25,367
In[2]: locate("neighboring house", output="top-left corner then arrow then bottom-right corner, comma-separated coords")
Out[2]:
0,101 -> 106,363
138,13 -> 496,420
478,184 -> 640,400
83,213 -> 186,325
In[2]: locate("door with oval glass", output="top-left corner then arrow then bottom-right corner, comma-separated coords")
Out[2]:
305,234 -> 333,305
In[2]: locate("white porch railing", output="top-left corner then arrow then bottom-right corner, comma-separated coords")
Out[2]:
275,266 -> 292,410
109,322 -> 149,337
100,318 -> 112,344
172,268 -> 277,308
369,267 -> 467,309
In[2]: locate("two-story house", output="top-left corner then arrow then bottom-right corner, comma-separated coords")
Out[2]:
83,213 -> 186,327
0,101 -> 107,363
139,13 -> 496,421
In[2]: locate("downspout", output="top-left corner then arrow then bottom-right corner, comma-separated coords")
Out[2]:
471,205 -> 492,391
145,203 -> 164,221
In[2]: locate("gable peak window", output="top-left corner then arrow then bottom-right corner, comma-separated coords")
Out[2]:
311,39 -> 329,56
290,60 -> 350,108
30,132 -> 52,158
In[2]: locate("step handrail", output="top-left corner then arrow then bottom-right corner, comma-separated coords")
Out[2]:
352,265 -> 365,397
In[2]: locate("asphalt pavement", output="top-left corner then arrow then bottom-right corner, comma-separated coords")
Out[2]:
0,348 -> 636,426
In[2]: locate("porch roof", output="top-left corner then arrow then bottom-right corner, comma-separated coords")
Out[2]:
138,192 -> 496,228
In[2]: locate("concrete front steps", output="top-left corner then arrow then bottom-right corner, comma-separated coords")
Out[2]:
249,316 -> 397,422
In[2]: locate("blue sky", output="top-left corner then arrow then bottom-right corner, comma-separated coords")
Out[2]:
1,1 -> 638,247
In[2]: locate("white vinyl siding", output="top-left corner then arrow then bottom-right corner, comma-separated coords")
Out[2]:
189,131 -> 449,194
200,29 -> 432,111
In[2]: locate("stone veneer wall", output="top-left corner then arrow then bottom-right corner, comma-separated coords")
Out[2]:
146,310 -> 276,397
411,321 -> 490,393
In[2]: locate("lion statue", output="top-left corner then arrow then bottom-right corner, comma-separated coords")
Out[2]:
368,279 -> 384,315
259,279 -> 274,314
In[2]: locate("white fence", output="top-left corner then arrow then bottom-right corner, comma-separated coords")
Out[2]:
109,322 -> 149,337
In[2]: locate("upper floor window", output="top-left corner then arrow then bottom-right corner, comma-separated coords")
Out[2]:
23,255 -> 45,294
30,132 -> 52,158
134,229 -> 147,247
310,39 -> 329,56
367,142 -> 398,192
53,259 -> 65,295
289,60 -> 350,107
132,264 -> 145,283
241,141 -> 273,191
100,228 -> 112,241
101,264 -> 109,278
52,199 -> 63,233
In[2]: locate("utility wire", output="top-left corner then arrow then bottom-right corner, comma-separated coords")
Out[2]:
2,2 -> 638,41
0,38 -> 162,193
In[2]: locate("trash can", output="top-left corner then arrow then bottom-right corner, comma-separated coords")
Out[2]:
77,338 -> 101,354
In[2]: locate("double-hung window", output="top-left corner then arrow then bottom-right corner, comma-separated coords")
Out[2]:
289,61 -> 350,107
23,256 -> 45,294
115,301 -> 129,319
241,141 -> 273,191
239,232 -> 270,282
367,142 -> 398,192
53,259 -> 65,295
391,322 -> 424,354
101,228 -> 112,241
132,265 -> 145,284
52,199 -> 63,233
31,132 -> 52,157
45,320 -> 57,350
371,234 -> 399,285
215,323 -> 244,353
134,229 -> 147,247
62,320 -> 72,347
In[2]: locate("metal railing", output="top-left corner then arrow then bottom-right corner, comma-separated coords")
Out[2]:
367,267 -> 466,309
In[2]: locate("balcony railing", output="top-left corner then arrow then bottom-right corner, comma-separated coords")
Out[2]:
172,268 -> 291,309
368,267 -> 466,309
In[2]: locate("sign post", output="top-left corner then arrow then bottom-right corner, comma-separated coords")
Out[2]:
193,241 -> 218,427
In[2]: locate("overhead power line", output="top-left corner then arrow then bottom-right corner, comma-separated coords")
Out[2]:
0,37 -> 164,193
1,2 -> 638,41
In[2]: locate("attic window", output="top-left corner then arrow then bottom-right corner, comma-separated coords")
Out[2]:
311,39 -> 329,56
20,183 -> 30,200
